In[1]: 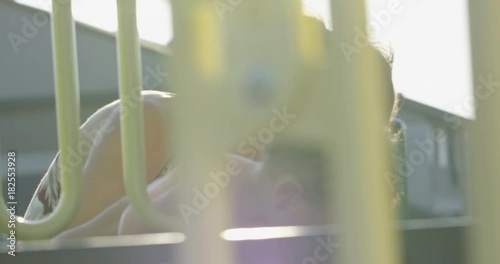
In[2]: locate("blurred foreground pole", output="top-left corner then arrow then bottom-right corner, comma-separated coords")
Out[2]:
170,0 -> 304,263
467,0 -> 500,263
170,1 -> 232,264
329,1 -> 402,264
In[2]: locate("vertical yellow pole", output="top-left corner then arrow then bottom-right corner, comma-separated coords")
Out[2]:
0,0 -> 83,240
170,1 -> 232,264
43,0 -> 84,238
170,0 -> 304,262
223,0 -> 303,121
467,0 -> 500,263
328,1 -> 402,264
116,0 -> 178,232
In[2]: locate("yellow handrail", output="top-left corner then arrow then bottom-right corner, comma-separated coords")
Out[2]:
467,0 -> 500,262
116,0 -> 182,233
0,0 -> 83,240
328,0 -> 402,264
169,1 -> 304,263
170,1 -> 233,263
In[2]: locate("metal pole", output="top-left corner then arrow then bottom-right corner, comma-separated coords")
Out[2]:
116,0 -> 180,233
0,0 -> 83,240
169,1 -> 233,263
467,0 -> 500,262
329,0 -> 402,263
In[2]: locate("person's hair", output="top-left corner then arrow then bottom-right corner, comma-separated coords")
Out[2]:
262,17 -> 402,211
303,15 -> 398,124
372,43 -> 398,124
258,14 -> 399,212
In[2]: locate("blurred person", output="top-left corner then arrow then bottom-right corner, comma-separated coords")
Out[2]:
18,17 -> 399,239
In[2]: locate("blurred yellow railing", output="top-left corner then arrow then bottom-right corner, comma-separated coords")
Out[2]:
0,0 -> 83,240
116,0 -> 181,234
467,0 -> 500,263
327,1 -> 402,263
1,1 -> 498,264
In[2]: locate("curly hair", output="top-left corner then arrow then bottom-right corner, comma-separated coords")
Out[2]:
261,16 -> 404,211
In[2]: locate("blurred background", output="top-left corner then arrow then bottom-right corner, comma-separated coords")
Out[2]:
1,0 -> 491,263
0,0 -> 472,222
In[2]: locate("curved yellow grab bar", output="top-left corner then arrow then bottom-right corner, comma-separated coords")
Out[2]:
116,0 -> 181,232
0,0 -> 83,240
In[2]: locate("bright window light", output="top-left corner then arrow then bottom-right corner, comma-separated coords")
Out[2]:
15,0 -> 173,45
14,0 -> 473,117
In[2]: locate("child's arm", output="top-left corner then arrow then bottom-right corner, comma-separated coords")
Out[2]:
54,196 -> 130,239
55,165 -> 178,239
24,91 -> 172,232
117,154 -> 259,235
